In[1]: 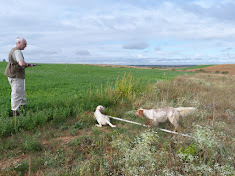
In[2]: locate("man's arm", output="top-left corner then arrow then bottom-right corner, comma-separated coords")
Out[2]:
14,50 -> 32,67
18,60 -> 32,67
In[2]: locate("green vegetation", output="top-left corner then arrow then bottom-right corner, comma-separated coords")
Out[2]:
176,65 -> 213,70
0,62 -> 188,136
0,63 -> 234,175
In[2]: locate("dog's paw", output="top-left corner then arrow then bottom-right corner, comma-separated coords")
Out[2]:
96,124 -> 102,127
111,125 -> 116,128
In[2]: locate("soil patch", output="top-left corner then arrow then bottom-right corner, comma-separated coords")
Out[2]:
86,64 -> 188,70
188,64 -> 235,74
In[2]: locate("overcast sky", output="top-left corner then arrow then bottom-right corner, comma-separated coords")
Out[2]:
1,0 -> 235,65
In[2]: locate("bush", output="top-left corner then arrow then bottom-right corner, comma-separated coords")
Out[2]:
24,134 -> 43,152
196,69 -> 207,73
222,71 -> 229,74
111,131 -> 159,175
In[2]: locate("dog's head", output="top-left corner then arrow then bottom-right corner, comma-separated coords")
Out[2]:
96,105 -> 105,112
135,109 -> 144,117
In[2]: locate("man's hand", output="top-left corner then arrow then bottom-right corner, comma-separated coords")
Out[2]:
18,61 -> 40,67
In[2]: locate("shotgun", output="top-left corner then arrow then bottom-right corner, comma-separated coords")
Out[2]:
32,64 -> 41,66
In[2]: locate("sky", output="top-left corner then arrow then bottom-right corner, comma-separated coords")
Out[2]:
1,0 -> 235,65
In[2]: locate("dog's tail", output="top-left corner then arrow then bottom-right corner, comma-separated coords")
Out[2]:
176,107 -> 196,117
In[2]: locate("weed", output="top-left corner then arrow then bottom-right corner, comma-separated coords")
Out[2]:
24,135 -> 43,152
177,144 -> 197,162
68,135 -> 93,148
43,149 -> 66,168
115,72 -> 133,99
111,131 -> 159,175
192,125 -> 221,150
92,126 -> 102,136
14,160 -> 29,176
74,120 -> 87,130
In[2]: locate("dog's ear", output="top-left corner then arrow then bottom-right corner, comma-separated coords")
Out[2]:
138,109 -> 144,117
100,106 -> 105,111
96,105 -> 105,111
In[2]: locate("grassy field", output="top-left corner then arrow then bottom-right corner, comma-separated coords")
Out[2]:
0,62 -> 234,175
0,62 -> 188,136
175,65 -> 214,70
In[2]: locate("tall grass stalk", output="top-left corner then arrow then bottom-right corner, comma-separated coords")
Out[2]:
14,116 -> 17,133
115,72 -> 133,99
91,72 -> 136,106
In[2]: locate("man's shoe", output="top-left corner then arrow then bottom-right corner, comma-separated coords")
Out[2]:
13,110 -> 20,117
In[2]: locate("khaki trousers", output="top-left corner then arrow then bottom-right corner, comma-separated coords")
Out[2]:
8,77 -> 27,111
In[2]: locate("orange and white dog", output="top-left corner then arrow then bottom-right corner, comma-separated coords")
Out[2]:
94,105 -> 116,128
135,107 -> 196,131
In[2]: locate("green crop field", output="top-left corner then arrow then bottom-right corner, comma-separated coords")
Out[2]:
0,62 -> 189,136
176,65 -> 214,70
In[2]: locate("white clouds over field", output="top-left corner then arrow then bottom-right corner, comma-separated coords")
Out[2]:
0,0 -> 235,65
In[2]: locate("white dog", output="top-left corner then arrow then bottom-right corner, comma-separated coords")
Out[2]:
94,105 -> 116,128
135,107 -> 196,131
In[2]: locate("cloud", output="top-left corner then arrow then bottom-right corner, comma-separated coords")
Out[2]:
123,42 -> 149,50
155,47 -> 161,51
181,0 -> 235,22
25,45 -> 61,55
75,50 -> 91,56
221,47 -> 233,52
0,0 -> 235,65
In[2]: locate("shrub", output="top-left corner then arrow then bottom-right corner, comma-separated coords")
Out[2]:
111,131 -> 159,175
43,149 -> 66,168
177,144 -> 197,162
222,71 -> 229,74
24,134 -> 43,152
196,69 -> 207,73
74,120 -> 87,130
192,125 -> 221,150
14,160 -> 29,175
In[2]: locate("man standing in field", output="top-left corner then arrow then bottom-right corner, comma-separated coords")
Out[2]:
5,37 -> 33,116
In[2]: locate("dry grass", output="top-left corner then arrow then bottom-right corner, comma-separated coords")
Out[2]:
134,73 -> 235,133
136,73 -> 235,115
120,73 -> 235,175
